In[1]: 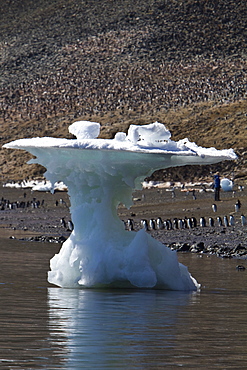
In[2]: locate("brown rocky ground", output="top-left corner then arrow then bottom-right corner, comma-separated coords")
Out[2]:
0,0 -> 247,184
1,99 -> 247,184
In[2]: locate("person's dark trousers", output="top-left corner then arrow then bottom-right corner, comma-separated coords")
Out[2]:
215,187 -> 220,201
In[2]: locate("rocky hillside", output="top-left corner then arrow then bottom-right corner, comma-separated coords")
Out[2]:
0,0 -> 246,183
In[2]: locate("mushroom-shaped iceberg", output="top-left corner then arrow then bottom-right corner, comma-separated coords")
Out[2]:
3,121 -> 237,290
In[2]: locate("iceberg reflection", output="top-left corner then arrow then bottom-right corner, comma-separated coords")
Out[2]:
48,287 -> 195,369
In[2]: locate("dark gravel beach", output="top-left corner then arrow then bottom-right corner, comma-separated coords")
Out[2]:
1,183 -> 247,259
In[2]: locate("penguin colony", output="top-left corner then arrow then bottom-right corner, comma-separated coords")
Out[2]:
1,191 -> 246,235
123,196 -> 246,231
0,195 -> 44,210
124,213 -> 246,231
0,195 -> 73,231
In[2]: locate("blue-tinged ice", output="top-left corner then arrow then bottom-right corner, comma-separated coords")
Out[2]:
3,121 -> 236,290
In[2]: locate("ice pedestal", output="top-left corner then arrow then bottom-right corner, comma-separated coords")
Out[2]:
3,121 -> 236,290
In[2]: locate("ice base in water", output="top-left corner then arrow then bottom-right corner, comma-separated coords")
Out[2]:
3,121 -> 236,290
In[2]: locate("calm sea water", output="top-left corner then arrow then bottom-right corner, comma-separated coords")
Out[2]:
0,237 -> 247,369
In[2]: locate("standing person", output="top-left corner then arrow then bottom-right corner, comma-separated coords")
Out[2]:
214,172 -> 221,201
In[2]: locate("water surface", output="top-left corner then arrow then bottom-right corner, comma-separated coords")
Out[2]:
0,237 -> 246,369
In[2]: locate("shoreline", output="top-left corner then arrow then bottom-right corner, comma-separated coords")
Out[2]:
1,184 -> 246,259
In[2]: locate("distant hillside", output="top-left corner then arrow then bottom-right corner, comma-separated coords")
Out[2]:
0,0 -> 246,183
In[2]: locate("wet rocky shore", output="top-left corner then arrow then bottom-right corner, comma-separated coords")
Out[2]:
1,183 -> 246,261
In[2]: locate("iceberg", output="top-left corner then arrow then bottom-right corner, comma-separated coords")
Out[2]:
221,178 -> 234,192
3,121 -> 236,290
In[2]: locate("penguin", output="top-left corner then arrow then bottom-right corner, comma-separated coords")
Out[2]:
241,214 -> 246,226
223,216 -> 229,227
156,217 -> 164,230
191,217 -> 197,228
217,216 -> 223,226
229,215 -> 235,226
208,217 -> 214,227
235,200 -> 241,212
178,219 -> 185,229
68,220 -> 74,231
183,218 -> 188,229
200,217 -> 206,227
166,219 -> 173,230
173,218 -> 179,229
236,265 -> 245,270
186,218 -> 193,229
141,219 -> 148,231
235,203 -> 240,212
163,220 -> 169,230
212,204 -> 217,212
127,219 -> 134,231
149,219 -> 155,230
60,217 -> 66,228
